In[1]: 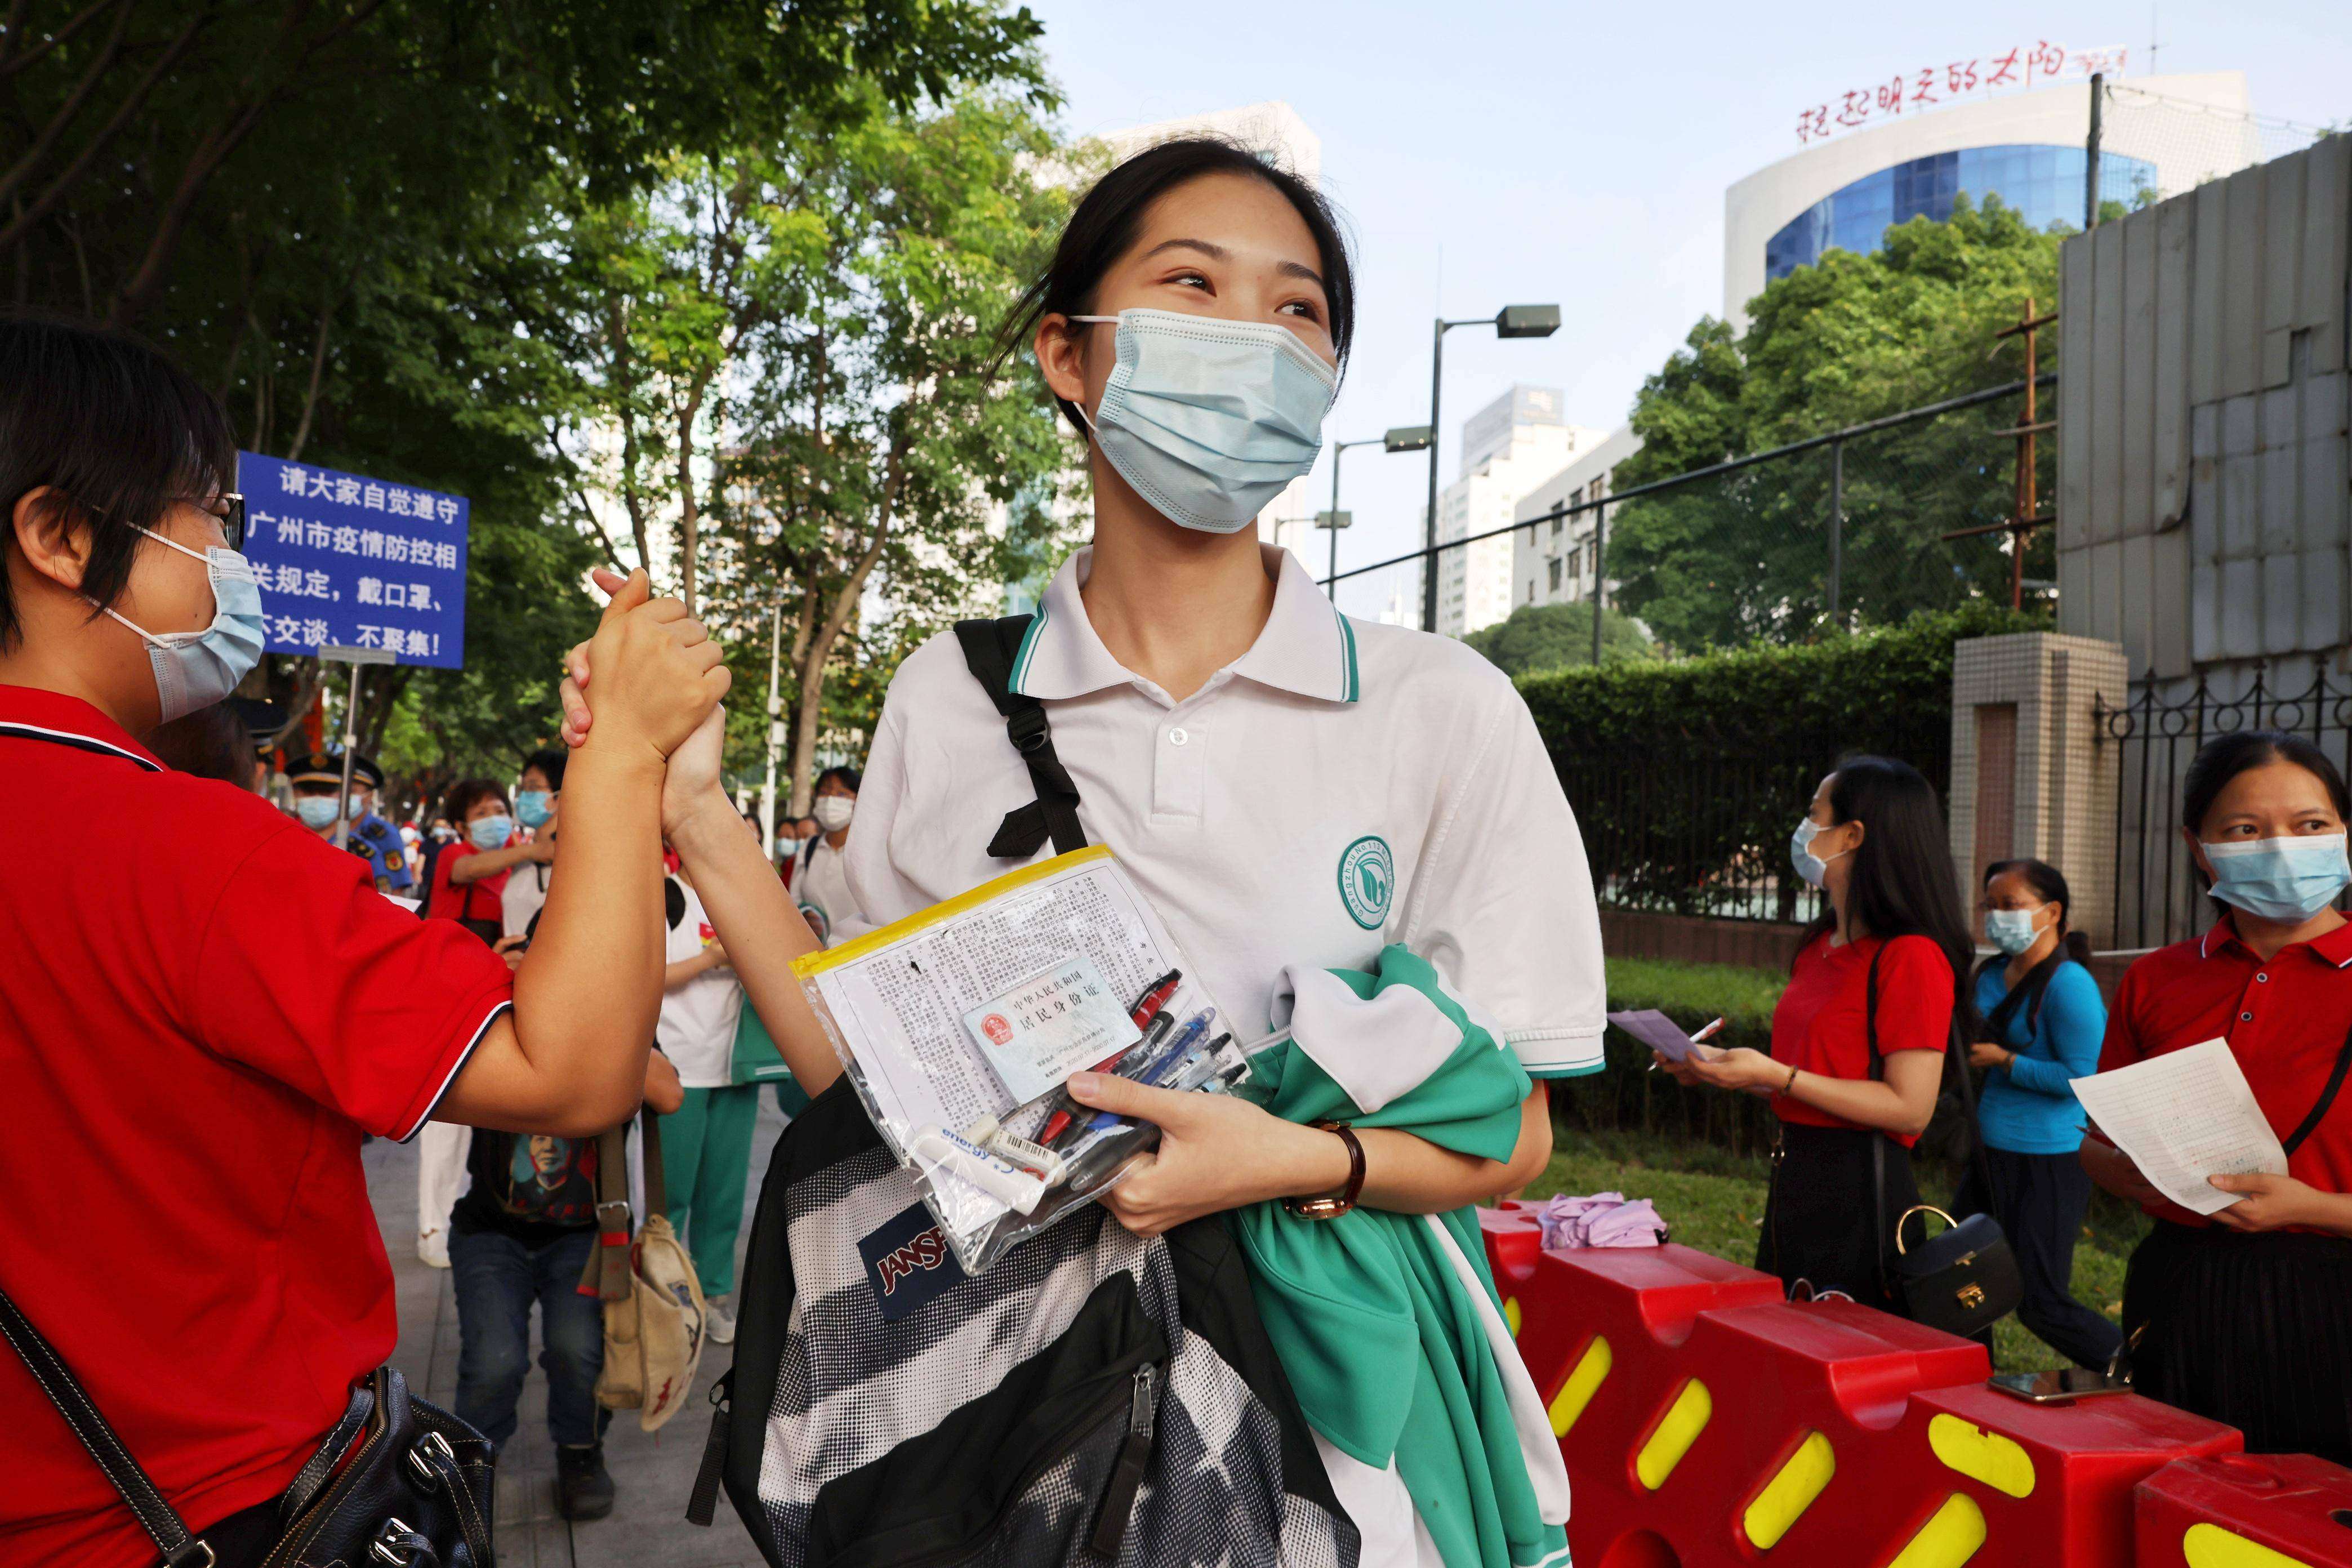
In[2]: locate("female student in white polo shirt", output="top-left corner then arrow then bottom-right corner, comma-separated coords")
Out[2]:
559,137 -> 1606,1566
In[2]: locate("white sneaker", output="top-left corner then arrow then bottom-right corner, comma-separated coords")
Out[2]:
706,1295 -> 736,1346
417,1228 -> 451,1269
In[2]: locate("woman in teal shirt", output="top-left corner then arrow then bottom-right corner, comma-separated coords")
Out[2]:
1957,857 -> 2122,1369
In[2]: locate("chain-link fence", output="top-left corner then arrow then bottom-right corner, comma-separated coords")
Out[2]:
2100,81 -> 2332,211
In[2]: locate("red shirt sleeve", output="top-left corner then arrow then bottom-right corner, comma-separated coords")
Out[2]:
192,825 -> 514,1138
1874,934 -> 1954,1054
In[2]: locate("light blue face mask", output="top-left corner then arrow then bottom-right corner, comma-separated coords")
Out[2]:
1069,309 -> 1337,534
2204,832 -> 2352,923
515,790 -> 554,830
295,796 -> 349,831
1985,907 -> 2048,955
96,527 -> 266,724
1789,816 -> 1851,889
470,814 -> 515,852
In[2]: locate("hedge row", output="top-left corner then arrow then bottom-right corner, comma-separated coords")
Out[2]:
1519,603 -> 2043,917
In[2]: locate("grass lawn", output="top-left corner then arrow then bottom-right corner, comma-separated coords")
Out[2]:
1520,1128 -> 2145,1374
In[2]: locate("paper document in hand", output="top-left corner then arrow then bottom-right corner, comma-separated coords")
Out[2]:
2070,1039 -> 2287,1215
1607,1009 -> 1722,1064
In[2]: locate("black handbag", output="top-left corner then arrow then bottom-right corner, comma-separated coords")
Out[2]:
1865,943 -> 2025,1339
0,1285 -> 495,1568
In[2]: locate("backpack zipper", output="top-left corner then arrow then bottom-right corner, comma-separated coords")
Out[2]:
1087,1363 -> 1159,1558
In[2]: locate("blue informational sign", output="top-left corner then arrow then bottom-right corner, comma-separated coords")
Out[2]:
235,451 -> 470,669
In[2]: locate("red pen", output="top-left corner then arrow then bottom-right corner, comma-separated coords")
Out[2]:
1037,970 -> 1182,1147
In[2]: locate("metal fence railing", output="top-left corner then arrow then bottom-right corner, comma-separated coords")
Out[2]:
1322,373 -> 2055,660
2096,669 -> 2352,950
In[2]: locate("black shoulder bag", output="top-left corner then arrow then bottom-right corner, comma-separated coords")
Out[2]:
954,614 -> 1087,860
1867,945 -> 2025,1339
0,1284 -> 493,1567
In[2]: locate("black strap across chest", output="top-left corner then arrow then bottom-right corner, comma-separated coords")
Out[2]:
2278,1020 -> 2352,1158
955,614 -> 1089,860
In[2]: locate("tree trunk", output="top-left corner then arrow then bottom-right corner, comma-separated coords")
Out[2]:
284,286 -> 337,462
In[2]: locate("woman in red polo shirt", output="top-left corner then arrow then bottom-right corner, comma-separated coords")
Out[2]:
426,777 -> 538,944
2086,730 -> 2352,1463
1662,756 -> 1970,1308
0,314 -> 732,1568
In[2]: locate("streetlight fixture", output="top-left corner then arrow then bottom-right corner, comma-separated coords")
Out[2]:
1421,304 -> 1560,633
1317,424 -> 1432,592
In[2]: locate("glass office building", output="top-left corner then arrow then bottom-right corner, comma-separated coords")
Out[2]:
1765,145 -> 2157,280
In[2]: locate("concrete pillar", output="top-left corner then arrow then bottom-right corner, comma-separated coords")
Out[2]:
1948,632 -> 2131,950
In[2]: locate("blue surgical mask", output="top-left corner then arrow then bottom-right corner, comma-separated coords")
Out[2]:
1069,309 -> 1337,533
1789,816 -> 1850,889
516,790 -> 554,829
96,527 -> 266,724
469,814 -> 514,851
296,796 -> 344,831
2204,833 -> 2352,923
1985,907 -> 2047,955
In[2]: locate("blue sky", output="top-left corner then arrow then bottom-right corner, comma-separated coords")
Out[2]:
1021,0 -> 2349,616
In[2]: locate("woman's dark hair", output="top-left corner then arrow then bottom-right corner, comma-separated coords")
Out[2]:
816,764 -> 862,794
1798,756 -> 1975,1021
442,778 -> 509,824
2181,729 -> 2350,835
0,311 -> 238,651
1981,857 -> 2094,965
521,747 -> 568,791
994,137 -> 1357,438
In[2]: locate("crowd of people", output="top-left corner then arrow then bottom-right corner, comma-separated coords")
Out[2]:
3,131 -> 2348,1568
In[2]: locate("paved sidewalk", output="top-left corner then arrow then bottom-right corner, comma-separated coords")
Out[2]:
363,1095 -> 788,1568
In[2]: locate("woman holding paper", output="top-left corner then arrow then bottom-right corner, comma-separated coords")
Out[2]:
1656,757 -> 1971,1309
2085,730 -> 2352,1463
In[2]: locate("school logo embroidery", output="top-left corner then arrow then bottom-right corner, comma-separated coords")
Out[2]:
857,1201 -> 968,1321
1337,835 -> 1395,930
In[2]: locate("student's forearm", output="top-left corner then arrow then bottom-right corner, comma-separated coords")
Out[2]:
663,949 -> 724,987
506,745 -> 666,1128
2003,1051 -> 2077,1097
1354,1088 -> 1552,1214
667,792 -> 840,1095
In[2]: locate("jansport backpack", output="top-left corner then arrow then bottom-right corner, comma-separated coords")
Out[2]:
686,615 -> 1358,1568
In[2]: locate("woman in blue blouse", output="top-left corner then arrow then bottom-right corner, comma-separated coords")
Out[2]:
1956,857 -> 2123,1370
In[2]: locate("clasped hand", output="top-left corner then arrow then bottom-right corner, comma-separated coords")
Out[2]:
559,567 -> 732,828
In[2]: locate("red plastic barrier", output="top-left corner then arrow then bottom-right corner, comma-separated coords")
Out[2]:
2136,1454 -> 2352,1568
1478,1201 -> 2243,1568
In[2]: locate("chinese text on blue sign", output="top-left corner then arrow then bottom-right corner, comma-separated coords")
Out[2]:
237,451 -> 469,669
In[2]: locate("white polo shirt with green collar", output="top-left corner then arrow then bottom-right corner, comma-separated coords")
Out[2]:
846,543 -> 1605,1077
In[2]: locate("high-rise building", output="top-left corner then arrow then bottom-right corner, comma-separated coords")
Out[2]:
1512,425 -> 1642,615
1433,386 -> 1602,637
1724,70 -> 2256,324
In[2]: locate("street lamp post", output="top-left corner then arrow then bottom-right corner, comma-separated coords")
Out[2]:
1420,304 -> 1560,634
1317,425 -> 1432,594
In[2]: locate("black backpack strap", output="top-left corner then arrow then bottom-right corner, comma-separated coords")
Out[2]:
2282,1019 -> 2352,1157
955,616 -> 1087,860
0,1285 -> 213,1566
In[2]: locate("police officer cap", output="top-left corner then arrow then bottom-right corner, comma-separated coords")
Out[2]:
227,698 -> 285,747
286,750 -> 386,792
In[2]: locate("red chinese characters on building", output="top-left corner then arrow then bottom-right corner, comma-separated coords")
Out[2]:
1792,39 -> 2124,144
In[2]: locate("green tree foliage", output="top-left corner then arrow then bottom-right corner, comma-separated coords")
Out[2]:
3,0 -> 1045,782
689,92 -> 1082,816
1463,601 -> 1654,677
1609,196 -> 2063,652
1519,603 -> 2042,917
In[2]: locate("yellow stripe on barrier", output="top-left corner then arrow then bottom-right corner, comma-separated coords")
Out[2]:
1548,1336 -> 1612,1438
1636,1378 -> 1712,1491
1926,1414 -> 2037,1499
1885,1493 -> 1987,1568
2183,1522 -> 2319,1568
1744,1430 -> 1835,1551
1504,1295 -> 1522,1337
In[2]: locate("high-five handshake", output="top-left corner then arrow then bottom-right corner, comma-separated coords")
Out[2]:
432,568 -> 796,1137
